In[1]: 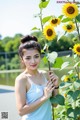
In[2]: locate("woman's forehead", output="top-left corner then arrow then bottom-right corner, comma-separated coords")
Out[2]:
23,49 -> 40,56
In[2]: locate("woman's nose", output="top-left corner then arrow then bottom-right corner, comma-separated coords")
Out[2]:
31,58 -> 35,63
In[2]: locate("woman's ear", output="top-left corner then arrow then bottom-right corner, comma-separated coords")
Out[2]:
20,56 -> 26,69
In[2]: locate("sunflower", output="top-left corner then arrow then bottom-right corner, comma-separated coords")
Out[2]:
64,93 -> 67,97
43,25 -> 56,41
63,22 -> 75,32
62,3 -> 79,18
64,75 -> 70,82
49,18 -> 61,27
73,44 -> 80,56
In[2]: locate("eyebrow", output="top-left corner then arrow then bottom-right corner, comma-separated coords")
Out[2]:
25,54 -> 40,58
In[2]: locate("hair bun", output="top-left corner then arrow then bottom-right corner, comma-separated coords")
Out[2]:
21,35 -> 38,44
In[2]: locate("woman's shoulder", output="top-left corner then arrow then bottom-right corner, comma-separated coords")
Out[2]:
38,69 -> 48,80
39,69 -> 47,73
15,72 -> 27,85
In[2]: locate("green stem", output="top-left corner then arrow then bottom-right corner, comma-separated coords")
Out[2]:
75,67 -> 79,78
77,56 -> 80,80
75,18 -> 80,41
39,8 -> 43,31
77,65 -> 79,80
39,4 -> 53,120
74,56 -> 80,80
39,7 -> 51,71
48,60 -> 51,70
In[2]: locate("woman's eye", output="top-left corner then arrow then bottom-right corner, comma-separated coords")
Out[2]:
26,57 -> 31,60
35,56 -> 39,58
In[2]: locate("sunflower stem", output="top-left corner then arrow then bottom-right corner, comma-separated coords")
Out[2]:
39,8 -> 43,31
39,5 -> 51,71
75,67 -> 78,76
48,60 -> 51,70
77,56 -> 80,80
75,18 -> 80,41
39,2 -> 54,120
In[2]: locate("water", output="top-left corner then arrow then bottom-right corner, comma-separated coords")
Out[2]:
0,72 -> 20,86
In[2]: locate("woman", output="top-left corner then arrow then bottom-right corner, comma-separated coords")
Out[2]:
15,35 -> 59,120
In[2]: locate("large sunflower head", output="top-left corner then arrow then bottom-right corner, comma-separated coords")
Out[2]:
62,3 -> 79,18
49,18 -> 61,27
63,22 -> 75,32
73,43 -> 80,56
43,25 -> 56,41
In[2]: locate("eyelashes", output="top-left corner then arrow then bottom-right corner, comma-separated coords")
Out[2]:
25,55 -> 40,60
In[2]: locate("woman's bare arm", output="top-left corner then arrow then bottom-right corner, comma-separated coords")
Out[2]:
15,75 -> 54,116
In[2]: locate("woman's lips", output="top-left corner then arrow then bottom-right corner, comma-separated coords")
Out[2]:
30,64 -> 37,67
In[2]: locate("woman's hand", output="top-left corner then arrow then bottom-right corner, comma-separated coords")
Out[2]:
48,71 -> 59,89
43,81 -> 55,100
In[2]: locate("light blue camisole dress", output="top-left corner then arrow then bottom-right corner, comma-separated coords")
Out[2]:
22,74 -> 52,120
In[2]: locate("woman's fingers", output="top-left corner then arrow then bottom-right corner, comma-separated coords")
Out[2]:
44,80 -> 55,99
46,81 -> 54,91
49,74 -> 58,81
50,86 -> 55,92
47,81 -> 53,86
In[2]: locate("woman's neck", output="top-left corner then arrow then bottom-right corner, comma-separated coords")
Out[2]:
25,69 -> 39,76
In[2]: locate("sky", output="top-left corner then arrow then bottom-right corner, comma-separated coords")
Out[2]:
0,0 -> 67,38
0,0 -> 61,37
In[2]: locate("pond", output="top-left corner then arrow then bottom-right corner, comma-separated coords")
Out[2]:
0,72 -> 21,86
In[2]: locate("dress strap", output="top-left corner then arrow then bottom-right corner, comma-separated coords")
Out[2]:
24,73 -> 33,85
41,73 -> 48,84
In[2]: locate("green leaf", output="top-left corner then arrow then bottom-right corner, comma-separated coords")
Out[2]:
59,82 -> 65,87
60,81 -> 72,88
68,90 -> 80,100
68,70 -> 73,74
31,27 -> 40,30
61,17 -> 72,22
60,62 -> 69,70
50,94 -> 65,105
67,107 -> 80,119
76,14 -> 80,22
47,52 -> 58,64
73,61 -> 80,68
67,108 -> 74,118
74,107 -> 80,117
58,15 -> 64,20
39,0 -> 50,8
43,43 -> 48,50
73,80 -> 80,89
53,57 -> 63,68
42,16 -> 52,24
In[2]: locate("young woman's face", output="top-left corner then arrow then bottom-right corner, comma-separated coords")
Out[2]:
22,49 -> 41,71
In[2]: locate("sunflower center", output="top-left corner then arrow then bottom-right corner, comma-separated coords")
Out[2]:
67,25 -> 72,30
51,19 -> 58,24
47,29 -> 53,36
67,6 -> 75,14
76,46 -> 80,52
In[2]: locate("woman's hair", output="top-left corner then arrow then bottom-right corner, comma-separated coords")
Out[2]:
19,35 -> 41,58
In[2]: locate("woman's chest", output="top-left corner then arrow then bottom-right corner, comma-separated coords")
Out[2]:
26,84 -> 44,103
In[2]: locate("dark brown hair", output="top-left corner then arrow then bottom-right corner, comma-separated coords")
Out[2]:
19,35 -> 41,58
